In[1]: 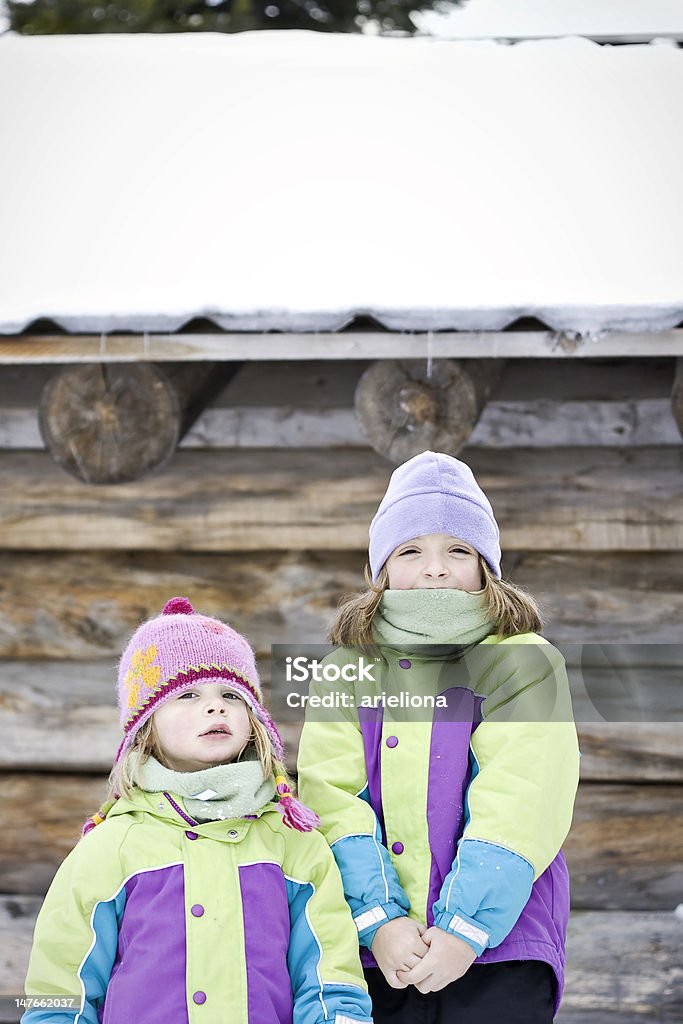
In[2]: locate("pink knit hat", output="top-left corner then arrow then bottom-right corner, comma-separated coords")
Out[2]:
116,596 -> 284,766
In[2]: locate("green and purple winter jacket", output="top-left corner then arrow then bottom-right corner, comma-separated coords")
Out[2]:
297,632 -> 580,1012
22,788 -> 373,1024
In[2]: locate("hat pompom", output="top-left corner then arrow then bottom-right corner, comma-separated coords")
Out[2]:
162,597 -> 194,616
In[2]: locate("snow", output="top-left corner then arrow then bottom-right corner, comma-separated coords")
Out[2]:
414,0 -> 683,41
1,31 -> 682,334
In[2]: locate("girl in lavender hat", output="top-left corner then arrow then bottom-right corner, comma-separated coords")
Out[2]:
22,598 -> 373,1024
298,451 -> 580,1024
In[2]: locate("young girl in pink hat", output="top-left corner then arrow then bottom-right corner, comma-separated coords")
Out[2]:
22,598 -> 372,1024
298,451 -> 580,1024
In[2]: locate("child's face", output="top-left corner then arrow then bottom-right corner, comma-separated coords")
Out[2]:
385,533 -> 483,592
152,682 -> 252,772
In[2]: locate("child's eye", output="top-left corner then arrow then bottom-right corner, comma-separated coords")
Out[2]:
224,692 -> 240,701
398,547 -> 419,556
178,691 -> 197,699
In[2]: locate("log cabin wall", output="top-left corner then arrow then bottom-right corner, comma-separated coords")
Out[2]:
0,356 -> 682,1023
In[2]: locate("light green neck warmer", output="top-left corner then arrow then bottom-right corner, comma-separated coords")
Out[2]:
373,588 -> 495,651
135,755 -> 276,823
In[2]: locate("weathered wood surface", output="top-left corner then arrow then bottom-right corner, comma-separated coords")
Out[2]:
0,448 -> 681,551
0,671 -> 301,773
1,359 -> 675,409
1,551 -> 681,652
557,1018 -> 682,1024
561,911 -> 683,1015
574,723 -> 683,783
564,784 -> 683,910
1,899 -> 680,1022
1,775 -> 680,907
2,359 -> 680,450
39,364 -> 181,484
3,399 -> 681,451
38,363 -> 240,483
2,330 -> 683,362
354,358 -> 505,460
673,356 -> 683,441
1,661 -> 681,780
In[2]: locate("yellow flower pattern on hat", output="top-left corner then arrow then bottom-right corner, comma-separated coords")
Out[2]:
124,644 -> 162,708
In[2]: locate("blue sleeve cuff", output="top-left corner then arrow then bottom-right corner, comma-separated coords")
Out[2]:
432,907 -> 491,955
353,899 -> 408,949
432,838 -> 534,950
331,833 -> 410,949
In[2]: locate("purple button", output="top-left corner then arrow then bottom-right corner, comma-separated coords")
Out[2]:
386,736 -> 398,748
193,991 -> 207,1005
392,842 -> 404,855
398,658 -> 411,669
191,904 -> 204,917
185,830 -> 199,840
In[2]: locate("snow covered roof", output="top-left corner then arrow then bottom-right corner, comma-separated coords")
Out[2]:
1,31 -> 682,336
413,0 -> 683,42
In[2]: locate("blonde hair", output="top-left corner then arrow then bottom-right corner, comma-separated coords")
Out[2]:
108,700 -> 276,802
330,557 -> 543,647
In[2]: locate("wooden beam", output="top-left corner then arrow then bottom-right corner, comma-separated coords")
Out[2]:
7,359 -> 674,409
1,551 -> 682,658
2,330 -> 683,363
5,900 -> 680,1020
0,662 -> 681,781
562,911 -> 683,1016
3,359 -> 679,450
672,356 -> 683,440
0,775 -> 680,911
565,784 -> 683,910
3,398 -> 680,451
0,448 -> 681,550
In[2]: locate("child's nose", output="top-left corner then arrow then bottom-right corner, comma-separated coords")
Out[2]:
424,560 -> 449,577
205,697 -> 226,714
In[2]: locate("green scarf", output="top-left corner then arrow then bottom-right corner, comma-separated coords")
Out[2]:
373,588 -> 495,653
135,755 -> 276,823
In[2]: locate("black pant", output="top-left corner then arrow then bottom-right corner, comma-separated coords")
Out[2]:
364,961 -> 555,1024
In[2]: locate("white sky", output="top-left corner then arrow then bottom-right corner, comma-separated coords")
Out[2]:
1,31 -> 682,334
414,0 -> 683,39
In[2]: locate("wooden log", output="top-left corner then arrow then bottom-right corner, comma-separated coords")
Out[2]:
0,662 -> 301,774
0,895 -> 42,1021
1,775 -> 681,908
673,356 -> 683,441
37,363 -> 238,484
0,550 -> 366,658
574,723 -> 683,783
562,911 -> 683,1015
0,447 -> 681,552
0,551 -> 681,655
1,899 -> 680,1022
1,660 -> 681,780
557,1016 -> 683,1024
564,784 -> 683,910
354,358 -> 505,461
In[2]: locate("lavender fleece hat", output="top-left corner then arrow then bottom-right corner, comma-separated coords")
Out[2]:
369,451 -> 502,581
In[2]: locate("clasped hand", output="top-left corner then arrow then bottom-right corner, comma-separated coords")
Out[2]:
371,917 -> 476,993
